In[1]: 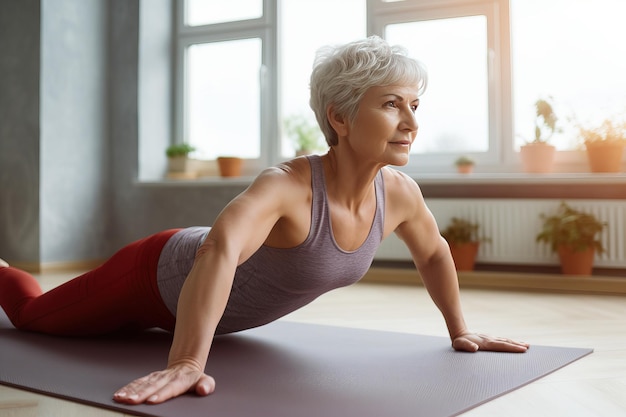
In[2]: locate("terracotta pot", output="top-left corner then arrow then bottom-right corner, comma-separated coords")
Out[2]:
217,157 -> 243,177
520,143 -> 556,173
557,245 -> 595,275
456,164 -> 474,174
584,141 -> 624,173
449,242 -> 479,271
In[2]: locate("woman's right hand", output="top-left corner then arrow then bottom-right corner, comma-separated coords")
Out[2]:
112,363 -> 215,405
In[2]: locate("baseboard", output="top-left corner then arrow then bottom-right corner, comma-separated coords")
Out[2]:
9,259 -> 105,274
362,267 -> 626,295
8,261 -> 625,295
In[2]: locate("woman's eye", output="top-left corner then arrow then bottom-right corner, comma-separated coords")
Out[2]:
385,101 -> 397,108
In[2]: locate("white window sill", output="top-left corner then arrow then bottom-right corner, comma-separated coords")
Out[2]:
409,172 -> 626,185
136,172 -> 626,187
137,176 -> 257,187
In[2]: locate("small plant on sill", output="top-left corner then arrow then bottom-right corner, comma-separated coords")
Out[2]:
578,117 -> 626,146
529,97 -> 560,144
454,156 -> 475,174
454,156 -> 475,167
166,143 -> 196,158
283,114 -> 325,155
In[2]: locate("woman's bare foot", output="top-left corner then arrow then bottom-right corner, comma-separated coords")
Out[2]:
0,258 -> 9,268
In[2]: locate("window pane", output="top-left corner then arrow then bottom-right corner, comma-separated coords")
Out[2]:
187,38 -> 261,159
386,16 -> 489,154
186,0 -> 263,26
279,0 -> 366,157
511,0 -> 626,150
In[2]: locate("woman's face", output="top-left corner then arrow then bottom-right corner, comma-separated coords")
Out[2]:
345,84 -> 420,166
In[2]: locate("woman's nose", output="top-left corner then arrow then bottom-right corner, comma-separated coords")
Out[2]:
401,109 -> 418,132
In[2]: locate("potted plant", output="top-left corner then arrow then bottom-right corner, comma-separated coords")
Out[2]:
578,117 -> 626,173
536,202 -> 607,275
454,156 -> 475,174
441,217 -> 489,271
519,98 -> 559,173
283,114 -> 325,156
166,143 -> 199,178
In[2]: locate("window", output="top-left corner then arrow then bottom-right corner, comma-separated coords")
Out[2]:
173,0 -> 626,175
279,0 -> 366,157
385,16 -> 490,154
187,38 -> 262,159
176,0 -> 366,166
175,0 -> 272,170
369,0 -> 504,172
511,0 -> 626,151
185,0 -> 263,26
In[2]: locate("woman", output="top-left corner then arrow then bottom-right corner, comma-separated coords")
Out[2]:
0,36 -> 528,405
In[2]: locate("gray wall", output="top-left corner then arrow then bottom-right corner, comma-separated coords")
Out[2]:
0,0 -> 245,269
0,0 -> 42,265
107,0 -> 246,252
40,0 -> 111,263
0,0 -> 41,265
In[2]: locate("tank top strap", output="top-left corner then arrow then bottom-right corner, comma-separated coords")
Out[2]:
372,168 -> 385,242
305,155 -> 327,242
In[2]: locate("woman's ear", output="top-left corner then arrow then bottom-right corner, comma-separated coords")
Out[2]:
327,106 -> 349,137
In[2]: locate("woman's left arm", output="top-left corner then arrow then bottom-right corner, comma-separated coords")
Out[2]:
408,234 -> 528,352
388,171 -> 529,353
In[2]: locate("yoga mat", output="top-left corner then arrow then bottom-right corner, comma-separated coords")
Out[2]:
0,310 -> 591,417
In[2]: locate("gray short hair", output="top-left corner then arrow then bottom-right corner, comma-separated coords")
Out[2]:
309,36 -> 428,146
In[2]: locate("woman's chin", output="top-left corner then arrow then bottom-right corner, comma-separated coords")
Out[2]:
389,154 -> 410,167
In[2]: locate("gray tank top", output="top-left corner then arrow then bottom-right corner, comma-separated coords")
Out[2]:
157,155 -> 385,334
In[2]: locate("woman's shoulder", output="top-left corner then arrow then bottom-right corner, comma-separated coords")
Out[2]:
381,166 -> 428,212
381,166 -> 421,196
249,156 -> 313,194
275,155 -> 313,179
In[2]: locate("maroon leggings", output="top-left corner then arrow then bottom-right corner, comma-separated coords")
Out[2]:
0,230 -> 179,336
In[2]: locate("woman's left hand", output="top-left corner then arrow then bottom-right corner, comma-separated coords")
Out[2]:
452,332 -> 530,353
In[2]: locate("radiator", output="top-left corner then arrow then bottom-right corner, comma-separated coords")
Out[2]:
375,199 -> 626,269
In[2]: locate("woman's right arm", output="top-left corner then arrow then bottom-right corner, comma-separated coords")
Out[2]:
113,166 -> 299,404
112,242 -> 235,404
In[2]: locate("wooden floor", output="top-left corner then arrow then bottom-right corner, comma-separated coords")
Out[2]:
1,269 -> 625,416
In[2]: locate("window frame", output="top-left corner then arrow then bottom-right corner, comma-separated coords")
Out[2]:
170,0 -> 611,176
173,0 -> 278,173
367,0 -> 512,173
